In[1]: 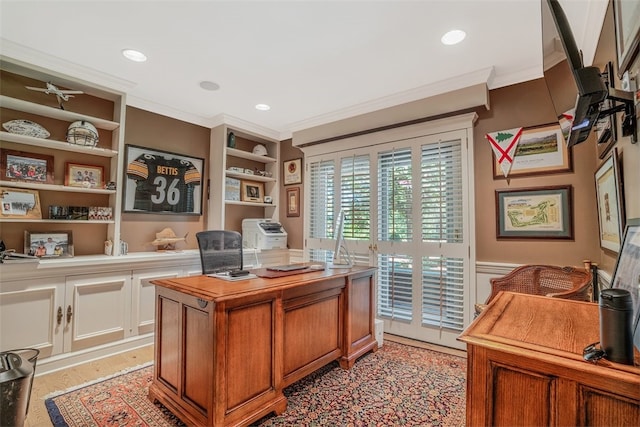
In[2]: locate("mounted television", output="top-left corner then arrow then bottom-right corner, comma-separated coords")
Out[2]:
542,0 -> 608,147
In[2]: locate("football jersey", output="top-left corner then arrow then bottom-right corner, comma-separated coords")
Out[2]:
127,153 -> 201,213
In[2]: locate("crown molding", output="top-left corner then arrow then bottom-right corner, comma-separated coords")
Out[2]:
287,67 -> 494,134
488,65 -> 543,89
127,95 -> 215,128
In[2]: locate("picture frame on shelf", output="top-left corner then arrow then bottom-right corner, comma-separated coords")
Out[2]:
493,123 -> 571,179
286,187 -> 300,217
283,158 -> 302,185
241,180 -> 264,203
0,187 -> 42,219
613,0 -> 640,77
595,148 -> 625,253
596,62 -> 618,159
124,145 -> 204,215
1,149 -> 54,185
65,162 -> 104,189
24,230 -> 73,258
495,185 -> 573,240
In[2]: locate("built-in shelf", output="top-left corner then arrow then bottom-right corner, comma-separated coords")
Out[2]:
0,180 -> 116,194
0,218 -> 114,224
226,147 -> 277,163
225,200 -> 277,208
0,131 -> 118,157
1,95 -> 120,130
225,170 -> 276,183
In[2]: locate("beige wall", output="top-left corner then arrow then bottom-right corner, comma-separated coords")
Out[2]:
279,139 -> 304,249
120,107 -> 210,252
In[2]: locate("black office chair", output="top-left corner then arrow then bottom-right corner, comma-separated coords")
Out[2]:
195,230 -> 243,275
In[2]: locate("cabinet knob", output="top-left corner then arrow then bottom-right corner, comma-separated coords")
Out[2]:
57,306 -> 63,325
66,305 -> 73,324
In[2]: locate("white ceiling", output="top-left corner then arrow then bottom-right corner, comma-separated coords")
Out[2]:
0,0 -> 608,140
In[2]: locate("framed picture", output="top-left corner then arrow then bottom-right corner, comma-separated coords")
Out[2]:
493,123 -> 571,178
613,0 -> 640,77
286,187 -> 300,217
595,148 -> 625,253
24,230 -> 73,258
1,149 -> 54,184
596,62 -> 618,159
495,185 -> 573,239
0,187 -> 42,219
283,158 -> 302,185
241,180 -> 264,203
124,145 -> 204,215
609,218 -> 640,319
65,163 -> 104,189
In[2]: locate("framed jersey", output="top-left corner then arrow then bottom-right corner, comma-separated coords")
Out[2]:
124,145 -> 204,215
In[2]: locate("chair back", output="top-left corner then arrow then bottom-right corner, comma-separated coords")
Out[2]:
195,230 -> 243,274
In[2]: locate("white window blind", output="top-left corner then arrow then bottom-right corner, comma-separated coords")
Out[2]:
309,160 -> 335,239
340,155 -> 370,240
377,253 -> 413,321
377,148 -> 412,242
421,256 -> 465,330
421,140 -> 463,243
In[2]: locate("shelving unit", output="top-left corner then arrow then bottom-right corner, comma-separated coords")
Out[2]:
208,125 -> 280,232
0,57 -> 126,256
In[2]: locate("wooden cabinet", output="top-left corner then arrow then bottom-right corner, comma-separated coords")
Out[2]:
208,125 -> 279,232
0,57 -> 126,256
149,266 -> 377,426
458,292 -> 640,427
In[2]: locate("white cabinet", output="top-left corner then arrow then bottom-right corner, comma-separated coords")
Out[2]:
209,125 -> 280,232
0,57 -> 126,256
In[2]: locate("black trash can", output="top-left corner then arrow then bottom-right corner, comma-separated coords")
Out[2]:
0,348 -> 39,427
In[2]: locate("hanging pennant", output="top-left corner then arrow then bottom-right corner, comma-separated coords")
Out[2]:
486,127 -> 523,178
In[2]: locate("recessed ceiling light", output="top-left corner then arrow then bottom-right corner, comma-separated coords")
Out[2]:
199,81 -> 220,91
122,49 -> 147,62
441,29 -> 466,46
255,103 -> 271,111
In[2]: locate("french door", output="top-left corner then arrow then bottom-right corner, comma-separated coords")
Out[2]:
303,116 -> 476,349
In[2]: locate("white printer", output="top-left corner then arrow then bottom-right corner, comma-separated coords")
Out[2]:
242,219 -> 288,250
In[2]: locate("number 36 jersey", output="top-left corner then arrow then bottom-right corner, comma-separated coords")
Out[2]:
127,154 -> 201,213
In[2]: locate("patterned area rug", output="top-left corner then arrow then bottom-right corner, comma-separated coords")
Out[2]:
45,341 -> 466,426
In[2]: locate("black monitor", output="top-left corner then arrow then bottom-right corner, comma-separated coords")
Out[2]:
542,0 -> 608,147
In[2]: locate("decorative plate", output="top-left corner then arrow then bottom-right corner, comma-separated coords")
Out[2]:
2,119 -> 50,139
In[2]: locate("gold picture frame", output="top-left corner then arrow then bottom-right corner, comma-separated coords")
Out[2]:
24,230 -> 74,258
283,158 -> 302,185
286,187 -> 300,217
65,162 -> 104,189
0,187 -> 42,219
241,180 -> 264,203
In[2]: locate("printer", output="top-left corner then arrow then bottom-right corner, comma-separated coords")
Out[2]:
242,219 -> 288,250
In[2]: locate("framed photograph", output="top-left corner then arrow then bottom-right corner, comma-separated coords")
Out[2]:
286,187 -> 300,217
493,123 -> 571,178
609,218 -> 640,320
24,230 -> 73,258
596,62 -> 618,159
613,0 -> 640,77
595,148 -> 625,253
241,180 -> 264,203
1,149 -> 54,184
0,187 -> 42,219
495,185 -> 573,239
65,163 -> 104,188
124,145 -> 204,215
283,158 -> 302,185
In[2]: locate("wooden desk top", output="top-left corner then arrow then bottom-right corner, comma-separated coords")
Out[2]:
459,292 -> 640,376
151,265 -> 376,302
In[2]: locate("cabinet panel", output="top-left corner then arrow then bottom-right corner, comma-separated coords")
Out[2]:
0,278 -> 64,357
132,267 -> 184,335
580,386 -> 640,426
65,272 -> 131,352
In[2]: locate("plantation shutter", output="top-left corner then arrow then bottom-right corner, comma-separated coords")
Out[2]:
308,159 -> 335,261
377,148 -> 413,242
340,155 -> 370,239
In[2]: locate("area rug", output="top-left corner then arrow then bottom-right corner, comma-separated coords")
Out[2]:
45,341 -> 466,426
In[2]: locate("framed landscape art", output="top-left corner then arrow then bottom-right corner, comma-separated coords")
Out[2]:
595,149 -> 624,253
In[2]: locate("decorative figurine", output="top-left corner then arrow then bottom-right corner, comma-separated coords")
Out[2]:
150,227 -> 188,251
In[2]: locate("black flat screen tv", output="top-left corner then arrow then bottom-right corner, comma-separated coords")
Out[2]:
542,0 -> 608,147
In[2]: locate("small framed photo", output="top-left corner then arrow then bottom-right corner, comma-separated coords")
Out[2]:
241,180 -> 264,203
88,206 -> 113,221
495,185 -> 573,240
1,149 -> 54,184
1,187 -> 42,219
595,148 -> 625,253
25,230 -> 74,258
283,158 -> 302,185
65,163 -> 104,189
286,187 -> 300,217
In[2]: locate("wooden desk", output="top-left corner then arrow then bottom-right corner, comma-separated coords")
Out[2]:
458,292 -> 640,426
148,266 -> 377,427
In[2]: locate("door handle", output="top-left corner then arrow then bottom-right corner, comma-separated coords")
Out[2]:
57,306 -> 63,325
66,305 -> 72,324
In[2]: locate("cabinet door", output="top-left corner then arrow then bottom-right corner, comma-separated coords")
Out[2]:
0,277 -> 65,358
64,271 -> 131,352
132,267 -> 185,335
